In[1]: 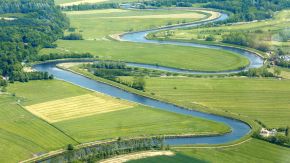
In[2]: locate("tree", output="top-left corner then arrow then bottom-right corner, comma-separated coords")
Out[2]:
132,76 -> 146,90
205,35 -> 216,41
67,144 -> 74,150
63,33 -> 83,40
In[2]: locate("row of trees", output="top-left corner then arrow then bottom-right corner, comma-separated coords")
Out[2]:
10,72 -> 54,82
60,3 -> 119,11
0,0 -> 68,80
31,53 -> 94,62
46,137 -> 167,162
237,67 -> 277,77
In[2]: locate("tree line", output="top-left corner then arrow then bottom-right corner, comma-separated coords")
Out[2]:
0,0 -> 68,81
44,137 -> 167,162
60,3 -> 119,11
31,53 -> 95,62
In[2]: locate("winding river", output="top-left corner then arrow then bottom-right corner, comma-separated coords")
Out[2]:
34,10 -> 262,145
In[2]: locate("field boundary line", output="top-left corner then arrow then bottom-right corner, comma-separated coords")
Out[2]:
17,103 -> 81,144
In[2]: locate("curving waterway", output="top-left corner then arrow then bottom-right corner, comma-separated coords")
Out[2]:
34,10 -> 257,145
121,12 -> 264,74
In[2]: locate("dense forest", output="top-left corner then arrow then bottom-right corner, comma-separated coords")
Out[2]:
0,0 -> 68,81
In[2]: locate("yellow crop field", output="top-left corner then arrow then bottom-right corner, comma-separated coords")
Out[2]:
25,94 -> 135,123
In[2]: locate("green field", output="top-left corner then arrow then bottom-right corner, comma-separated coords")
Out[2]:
1,80 -> 230,162
152,10 -> 290,55
64,9 -> 206,38
0,95 -> 76,163
129,77 -> 290,128
7,80 -> 90,105
40,9 -> 250,72
128,139 -> 290,163
54,105 -> 229,142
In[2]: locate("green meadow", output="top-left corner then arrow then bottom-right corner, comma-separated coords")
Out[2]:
1,80 -> 230,162
64,9 -> 206,38
54,106 -> 229,142
0,95 -> 76,163
40,9 -> 250,72
128,139 -> 290,163
139,77 -> 290,128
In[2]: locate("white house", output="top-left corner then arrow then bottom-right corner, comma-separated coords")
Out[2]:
260,128 -> 277,137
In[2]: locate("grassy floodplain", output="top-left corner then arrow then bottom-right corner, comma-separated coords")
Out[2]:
151,10 -> 290,55
128,139 -> 290,163
133,77 -> 290,128
2,80 -> 230,162
40,9 -> 250,72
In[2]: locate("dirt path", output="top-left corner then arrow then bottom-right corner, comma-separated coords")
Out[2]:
100,151 -> 174,163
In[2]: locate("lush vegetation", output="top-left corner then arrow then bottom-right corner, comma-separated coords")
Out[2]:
129,139 -> 290,163
236,67 -> 276,77
61,2 -> 119,11
3,80 -> 229,162
48,137 -> 167,162
150,10 -> 290,57
63,33 -> 83,40
0,95 -> 76,163
0,0 -> 68,79
139,77 -> 290,128
54,105 -> 229,142
40,9 -> 250,72
83,61 -> 150,90
253,130 -> 290,147
43,40 -> 250,72
140,0 -> 290,22
10,71 -> 54,82
33,52 -> 94,61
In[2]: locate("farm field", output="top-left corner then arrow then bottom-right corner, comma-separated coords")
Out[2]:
54,105 -> 229,142
151,10 -> 290,55
128,139 -> 290,163
64,9 -> 207,38
130,77 -> 290,128
40,9 -> 250,72
5,80 -> 229,148
0,95 -> 76,163
25,94 -> 135,123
